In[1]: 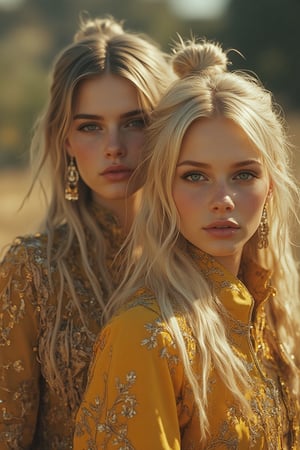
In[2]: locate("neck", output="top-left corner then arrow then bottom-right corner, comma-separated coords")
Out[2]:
93,190 -> 142,233
213,253 -> 242,277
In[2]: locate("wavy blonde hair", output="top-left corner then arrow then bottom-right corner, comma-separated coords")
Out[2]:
27,15 -> 174,396
106,38 -> 300,440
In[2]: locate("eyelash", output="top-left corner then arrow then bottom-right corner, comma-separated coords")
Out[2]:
77,117 -> 147,133
125,118 -> 147,129
77,123 -> 99,132
181,170 -> 258,183
182,172 -> 206,182
234,171 -> 257,181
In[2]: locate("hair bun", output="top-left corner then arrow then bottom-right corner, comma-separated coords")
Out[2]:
172,39 -> 229,79
73,16 -> 124,43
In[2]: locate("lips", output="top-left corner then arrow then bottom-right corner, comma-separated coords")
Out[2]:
100,165 -> 133,182
101,165 -> 132,175
204,220 -> 239,230
203,220 -> 240,238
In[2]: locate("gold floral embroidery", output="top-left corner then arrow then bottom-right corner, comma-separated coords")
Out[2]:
0,205 -> 123,449
74,250 -> 299,449
75,368 -> 137,450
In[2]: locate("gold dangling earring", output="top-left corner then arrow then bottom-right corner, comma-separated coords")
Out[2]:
65,156 -> 79,201
258,205 -> 269,249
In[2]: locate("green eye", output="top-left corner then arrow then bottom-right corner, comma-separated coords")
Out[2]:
184,172 -> 205,182
126,118 -> 146,129
78,123 -> 100,132
236,172 -> 255,180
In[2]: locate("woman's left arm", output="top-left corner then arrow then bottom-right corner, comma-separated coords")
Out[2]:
74,303 -> 183,450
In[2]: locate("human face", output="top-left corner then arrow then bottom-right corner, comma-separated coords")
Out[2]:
173,117 -> 270,275
66,74 -> 146,208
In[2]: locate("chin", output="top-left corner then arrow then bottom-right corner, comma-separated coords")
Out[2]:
101,190 -> 128,200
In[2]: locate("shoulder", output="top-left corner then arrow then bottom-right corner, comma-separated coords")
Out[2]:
110,290 -> 197,362
114,289 -> 165,327
0,225 -> 67,266
0,234 -> 49,300
0,226 -> 70,291
1,233 -> 47,266
91,290 -> 183,384
100,290 -> 173,350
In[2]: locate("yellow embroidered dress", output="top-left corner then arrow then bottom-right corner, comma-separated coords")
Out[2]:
74,250 -> 299,450
0,205 -> 123,449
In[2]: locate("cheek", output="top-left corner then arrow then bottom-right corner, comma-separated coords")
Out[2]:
125,133 -> 145,157
133,147 -> 144,165
241,189 -> 268,227
72,147 -> 101,182
173,185 -> 198,219
68,131 -> 100,153
71,139 -> 100,165
75,150 -> 96,163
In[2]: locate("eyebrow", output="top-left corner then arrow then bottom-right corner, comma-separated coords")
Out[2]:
73,109 -> 146,120
176,159 -> 262,168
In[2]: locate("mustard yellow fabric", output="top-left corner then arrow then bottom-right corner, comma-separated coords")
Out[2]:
0,204 -> 123,449
74,250 -> 299,449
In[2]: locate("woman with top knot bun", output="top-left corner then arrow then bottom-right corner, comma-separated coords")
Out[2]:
74,37 -> 300,449
0,14 -> 174,449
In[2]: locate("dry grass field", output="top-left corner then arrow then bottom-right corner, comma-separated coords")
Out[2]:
0,113 -> 299,257
0,167 -> 47,255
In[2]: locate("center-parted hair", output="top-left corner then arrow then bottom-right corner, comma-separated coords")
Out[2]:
28,15 -> 174,401
106,37 -> 300,441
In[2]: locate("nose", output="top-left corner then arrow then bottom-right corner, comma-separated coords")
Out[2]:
210,184 -> 235,213
104,128 -> 126,159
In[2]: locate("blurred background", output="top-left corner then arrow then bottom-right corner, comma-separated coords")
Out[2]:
0,0 -> 299,252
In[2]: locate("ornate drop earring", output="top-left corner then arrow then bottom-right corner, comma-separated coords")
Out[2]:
258,205 -> 269,249
65,156 -> 79,201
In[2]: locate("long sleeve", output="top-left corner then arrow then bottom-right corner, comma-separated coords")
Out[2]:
74,303 -> 184,450
0,242 -> 40,449
76,252 -> 300,449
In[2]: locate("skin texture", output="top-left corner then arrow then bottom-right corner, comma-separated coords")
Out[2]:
66,73 -> 146,227
173,117 -> 270,275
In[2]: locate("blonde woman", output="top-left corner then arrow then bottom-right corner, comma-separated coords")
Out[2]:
0,15 -> 173,449
74,39 -> 300,449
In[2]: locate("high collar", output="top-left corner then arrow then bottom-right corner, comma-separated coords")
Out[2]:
187,244 -> 275,324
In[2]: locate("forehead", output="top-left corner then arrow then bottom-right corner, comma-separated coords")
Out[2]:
74,74 -> 140,115
179,117 -> 261,163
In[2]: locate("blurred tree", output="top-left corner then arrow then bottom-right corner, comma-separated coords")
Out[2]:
223,0 -> 300,108
0,0 -> 298,166
0,20 -> 51,165
0,0 -> 225,166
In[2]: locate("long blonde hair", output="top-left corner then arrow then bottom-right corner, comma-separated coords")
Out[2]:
106,38 -> 300,440
28,15 -> 173,397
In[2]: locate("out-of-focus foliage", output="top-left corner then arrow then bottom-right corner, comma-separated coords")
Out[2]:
0,0 -> 299,166
0,0 -> 222,166
223,0 -> 300,110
